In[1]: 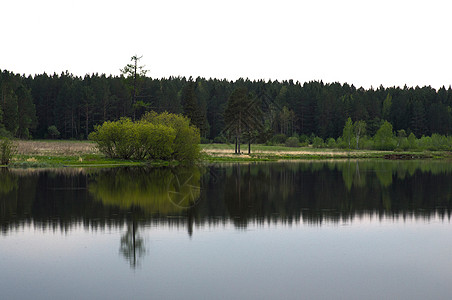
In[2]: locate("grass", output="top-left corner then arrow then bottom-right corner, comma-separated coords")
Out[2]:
2,140 -> 451,168
201,143 -> 452,161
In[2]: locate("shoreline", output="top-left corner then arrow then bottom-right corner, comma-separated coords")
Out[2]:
1,140 -> 451,168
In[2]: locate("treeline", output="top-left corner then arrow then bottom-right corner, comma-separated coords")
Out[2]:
1,69 -> 452,141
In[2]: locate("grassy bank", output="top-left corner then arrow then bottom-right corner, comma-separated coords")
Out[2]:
201,143 -> 452,162
3,140 -> 172,168
2,140 -> 451,167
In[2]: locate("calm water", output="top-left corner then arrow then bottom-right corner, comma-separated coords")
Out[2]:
1,161 -> 452,299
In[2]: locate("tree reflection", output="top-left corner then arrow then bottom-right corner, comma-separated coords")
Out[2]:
119,220 -> 146,268
89,166 -> 202,215
1,161 -> 452,237
88,166 -> 203,267
0,169 -> 18,195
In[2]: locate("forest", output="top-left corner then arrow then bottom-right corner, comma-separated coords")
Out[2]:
1,66 -> 452,144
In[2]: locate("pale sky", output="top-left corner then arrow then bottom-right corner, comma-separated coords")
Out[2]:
2,0 -> 452,89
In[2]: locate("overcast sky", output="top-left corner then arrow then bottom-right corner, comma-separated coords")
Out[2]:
2,0 -> 451,89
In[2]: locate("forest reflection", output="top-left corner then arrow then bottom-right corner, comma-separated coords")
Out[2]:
1,160 -> 452,235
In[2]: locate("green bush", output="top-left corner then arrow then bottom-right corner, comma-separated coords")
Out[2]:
312,136 -> 325,148
200,137 -> 211,144
326,138 -> 337,148
89,118 -> 135,159
213,136 -> 226,144
0,127 -> 13,139
88,112 -> 199,162
133,121 -> 176,160
0,138 -> 16,165
373,121 -> 396,150
271,134 -> 287,144
285,137 -> 300,147
142,111 -> 200,161
47,125 -> 60,139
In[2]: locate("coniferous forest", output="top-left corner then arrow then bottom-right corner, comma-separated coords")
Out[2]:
1,68 -> 452,144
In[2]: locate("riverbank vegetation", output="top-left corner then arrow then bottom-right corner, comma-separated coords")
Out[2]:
1,66 -> 452,144
88,112 -> 200,162
1,62 -> 452,167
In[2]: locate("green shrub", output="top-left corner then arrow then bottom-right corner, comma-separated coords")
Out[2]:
285,137 -> 300,147
407,133 -> 418,150
134,121 -> 176,160
312,136 -> 325,148
271,134 -> 287,144
326,138 -> 336,148
373,121 -> 396,150
141,111 -> 201,161
47,125 -> 60,139
0,138 -> 16,165
89,118 -> 135,159
0,127 -> 13,139
200,137 -> 211,144
418,136 -> 433,151
89,115 -> 189,161
213,136 -> 226,144
299,134 -> 309,144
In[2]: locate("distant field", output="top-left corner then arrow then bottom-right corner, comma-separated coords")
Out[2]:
15,140 -> 98,156
201,143 -> 386,157
7,141 -> 449,166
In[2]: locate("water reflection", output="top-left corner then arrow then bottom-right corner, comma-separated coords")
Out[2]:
120,221 -> 146,268
1,160 -> 452,232
89,167 -> 201,215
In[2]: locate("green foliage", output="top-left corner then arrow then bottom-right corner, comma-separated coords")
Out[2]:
285,137 -> 300,147
213,135 -> 227,144
200,137 -> 211,144
382,93 -> 392,121
407,133 -> 417,150
141,111 -> 201,161
312,136 -> 325,148
272,134 -> 287,144
342,118 -> 354,149
89,116 -> 186,161
373,121 -> 396,150
354,120 -> 366,149
326,138 -> 337,148
3,68 -> 452,143
0,127 -> 12,138
89,167 -> 201,215
0,138 -> 16,165
47,125 -> 60,139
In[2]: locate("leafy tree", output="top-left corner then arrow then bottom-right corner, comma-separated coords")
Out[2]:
312,136 -> 325,148
396,129 -> 407,148
342,117 -> 354,149
0,138 -> 16,165
407,132 -> 417,150
47,125 -> 60,139
374,121 -> 395,150
354,120 -> 366,149
285,136 -> 299,147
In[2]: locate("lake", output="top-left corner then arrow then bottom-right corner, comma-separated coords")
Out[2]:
1,160 -> 452,299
